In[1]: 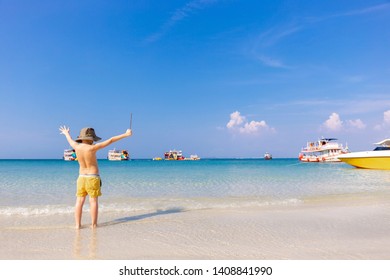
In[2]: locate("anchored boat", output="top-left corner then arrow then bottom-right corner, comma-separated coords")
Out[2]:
338,139 -> 390,169
154,150 -> 200,160
184,154 -> 200,161
108,149 -> 130,161
63,149 -> 77,161
264,152 -> 272,160
299,138 -> 349,162
164,150 -> 185,160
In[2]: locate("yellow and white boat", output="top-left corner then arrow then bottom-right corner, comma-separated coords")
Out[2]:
338,139 -> 390,170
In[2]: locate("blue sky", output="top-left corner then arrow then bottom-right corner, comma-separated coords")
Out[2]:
1,0 -> 390,159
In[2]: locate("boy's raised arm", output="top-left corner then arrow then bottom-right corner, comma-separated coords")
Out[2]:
59,125 -> 78,149
94,129 -> 132,150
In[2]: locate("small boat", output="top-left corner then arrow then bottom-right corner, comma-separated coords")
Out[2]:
108,149 -> 130,161
298,138 -> 349,162
184,154 -> 201,160
161,150 -> 200,160
264,152 -> 272,160
164,150 -> 185,160
63,149 -> 77,161
338,139 -> 390,169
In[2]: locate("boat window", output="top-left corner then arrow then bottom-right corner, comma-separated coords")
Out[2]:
374,147 -> 390,151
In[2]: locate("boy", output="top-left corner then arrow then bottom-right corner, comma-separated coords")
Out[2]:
59,126 -> 132,229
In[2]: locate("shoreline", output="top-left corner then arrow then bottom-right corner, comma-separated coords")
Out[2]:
1,197 -> 390,260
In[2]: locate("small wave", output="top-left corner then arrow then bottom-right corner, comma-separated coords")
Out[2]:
0,205 -> 74,216
0,198 -> 304,217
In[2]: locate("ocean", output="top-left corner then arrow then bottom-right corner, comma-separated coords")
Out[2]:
1,158 -> 389,218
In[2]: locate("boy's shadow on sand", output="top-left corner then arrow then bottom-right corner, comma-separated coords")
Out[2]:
98,207 -> 185,227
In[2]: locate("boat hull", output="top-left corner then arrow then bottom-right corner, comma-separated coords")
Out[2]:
338,151 -> 390,170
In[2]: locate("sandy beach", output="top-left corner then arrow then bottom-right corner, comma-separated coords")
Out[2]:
1,194 -> 390,260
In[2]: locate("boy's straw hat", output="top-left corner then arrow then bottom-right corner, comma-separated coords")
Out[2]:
76,128 -> 102,143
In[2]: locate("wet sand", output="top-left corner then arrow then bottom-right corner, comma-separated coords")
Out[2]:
1,196 -> 390,260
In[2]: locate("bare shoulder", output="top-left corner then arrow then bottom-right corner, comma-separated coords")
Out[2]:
75,143 -> 95,152
93,141 -> 110,151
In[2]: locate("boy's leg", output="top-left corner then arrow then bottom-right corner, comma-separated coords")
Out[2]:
89,196 -> 98,228
75,196 -> 86,229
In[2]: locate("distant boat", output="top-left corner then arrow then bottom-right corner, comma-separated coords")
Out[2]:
338,139 -> 390,169
108,149 -> 130,161
298,138 -> 349,162
264,152 -> 272,160
164,150 -> 185,160
184,154 -> 201,161
156,150 -> 200,160
63,149 -> 77,161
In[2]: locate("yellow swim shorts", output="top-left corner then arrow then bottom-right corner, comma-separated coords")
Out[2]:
76,175 -> 102,198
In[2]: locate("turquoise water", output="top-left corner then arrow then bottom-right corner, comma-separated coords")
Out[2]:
1,159 -> 389,216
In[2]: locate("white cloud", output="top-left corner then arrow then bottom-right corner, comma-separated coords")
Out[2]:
384,110 -> 390,125
226,111 -> 245,128
335,3 -> 390,17
146,0 -> 219,43
324,113 -> 343,131
226,111 -> 273,135
250,3 -> 390,69
347,119 -> 366,130
256,55 -> 286,68
375,109 -> 390,130
323,112 -> 367,132
251,25 -> 298,68
239,120 -> 268,134
256,25 -> 302,48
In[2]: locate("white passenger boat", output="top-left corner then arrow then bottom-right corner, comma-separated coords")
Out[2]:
298,138 -> 349,162
63,149 -> 77,161
108,149 -> 130,161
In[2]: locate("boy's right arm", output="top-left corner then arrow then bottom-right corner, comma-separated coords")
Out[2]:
59,126 -> 78,149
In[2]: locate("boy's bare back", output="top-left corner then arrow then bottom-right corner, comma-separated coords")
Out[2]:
73,143 -> 100,174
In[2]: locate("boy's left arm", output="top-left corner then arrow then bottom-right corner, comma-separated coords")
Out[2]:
94,129 -> 132,151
